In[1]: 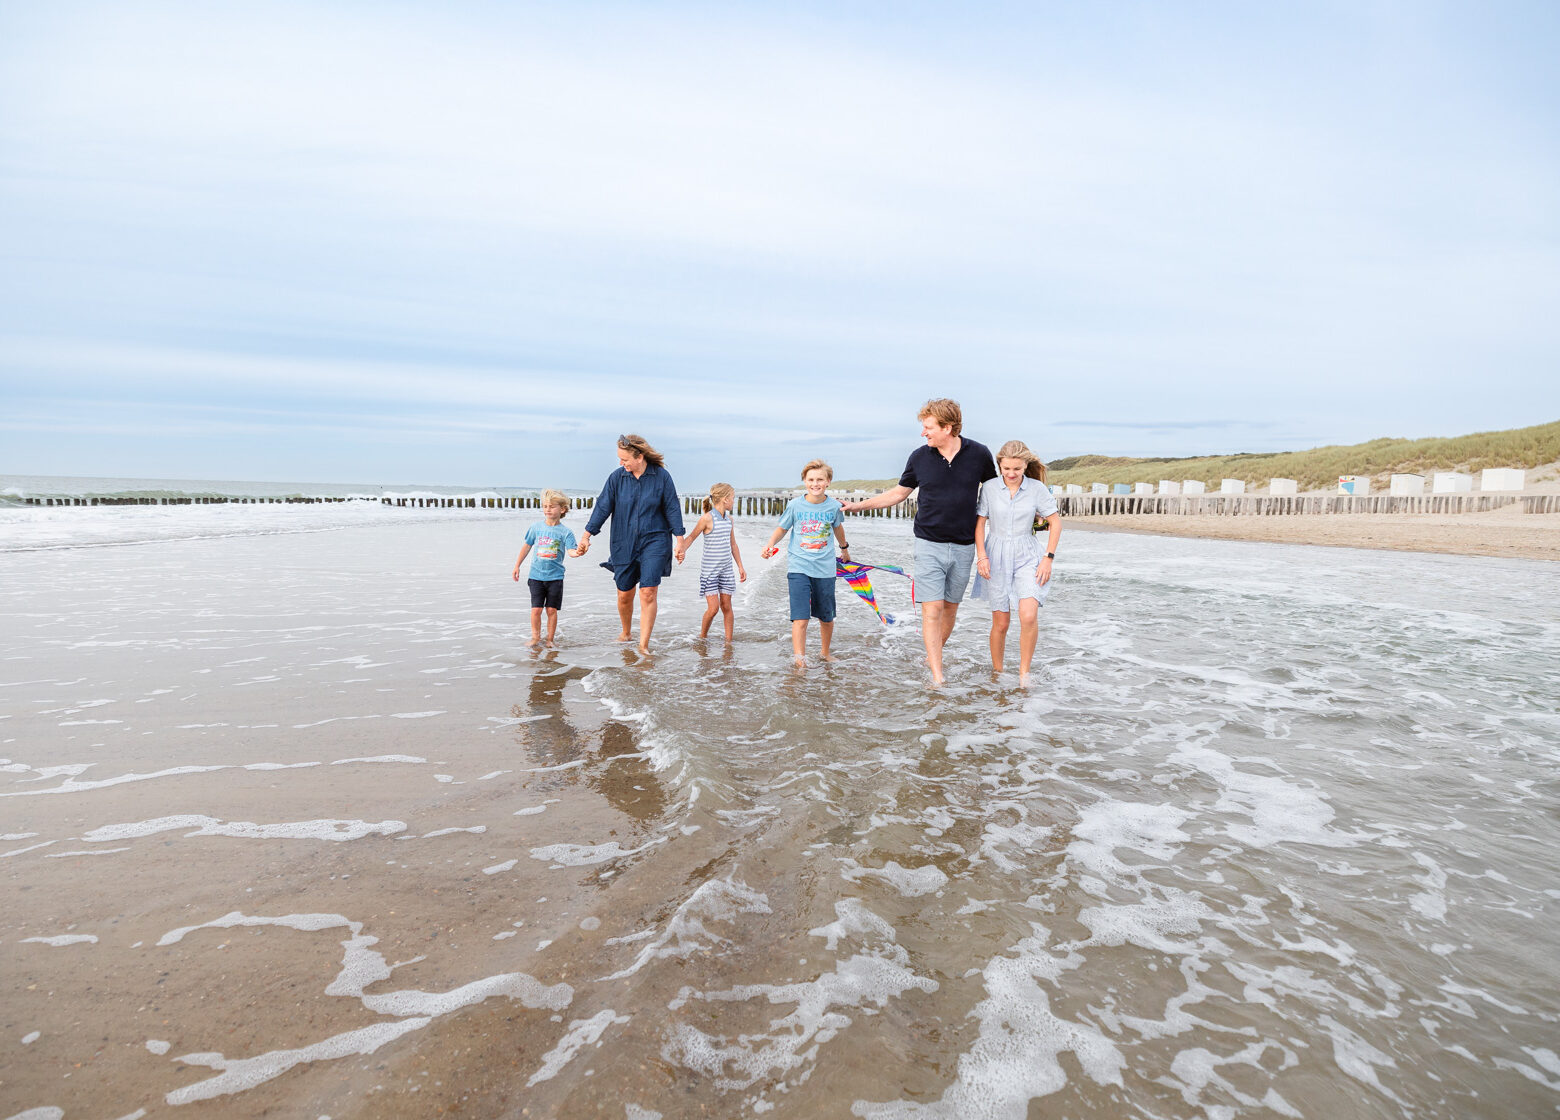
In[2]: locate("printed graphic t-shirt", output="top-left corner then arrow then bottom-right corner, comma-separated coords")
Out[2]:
525,521 -> 577,581
779,495 -> 843,578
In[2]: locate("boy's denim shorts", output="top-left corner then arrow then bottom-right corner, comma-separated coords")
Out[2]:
913,539 -> 975,604
787,572 -> 837,622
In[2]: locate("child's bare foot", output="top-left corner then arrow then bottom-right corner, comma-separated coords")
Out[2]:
615,631 -> 632,643
820,652 -> 838,662
528,637 -> 542,649
638,641 -> 652,656
1017,673 -> 1030,688
793,655 -> 807,669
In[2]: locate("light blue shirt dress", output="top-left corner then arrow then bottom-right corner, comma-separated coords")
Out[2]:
971,476 -> 1059,611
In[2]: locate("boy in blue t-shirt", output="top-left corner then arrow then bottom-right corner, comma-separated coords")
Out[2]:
511,489 -> 578,648
761,459 -> 852,667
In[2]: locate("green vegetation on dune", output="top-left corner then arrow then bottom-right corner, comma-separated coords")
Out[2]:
1046,420 -> 1560,491
824,421 -> 1560,492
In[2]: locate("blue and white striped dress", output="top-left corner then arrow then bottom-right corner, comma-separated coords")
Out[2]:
698,510 -> 737,596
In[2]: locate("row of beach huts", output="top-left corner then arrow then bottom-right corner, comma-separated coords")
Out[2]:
1064,468 -> 1529,498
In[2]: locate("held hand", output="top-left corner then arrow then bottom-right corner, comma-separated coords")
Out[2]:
568,547 -> 585,558
674,549 -> 685,564
977,556 -> 990,578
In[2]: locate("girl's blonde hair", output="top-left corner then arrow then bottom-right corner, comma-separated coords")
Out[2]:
996,440 -> 1046,483
617,434 -> 665,469
800,458 -> 833,481
541,488 -> 570,513
703,482 -> 735,513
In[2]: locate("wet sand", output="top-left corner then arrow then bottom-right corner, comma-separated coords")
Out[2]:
1073,505 -> 1560,561
5,517 -> 1559,1119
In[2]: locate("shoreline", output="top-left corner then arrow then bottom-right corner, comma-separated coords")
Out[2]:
1069,507 -> 1560,561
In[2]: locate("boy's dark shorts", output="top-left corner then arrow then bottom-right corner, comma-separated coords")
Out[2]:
528,578 -> 564,610
787,572 -> 836,623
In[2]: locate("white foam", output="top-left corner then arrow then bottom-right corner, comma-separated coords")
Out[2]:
83,816 -> 405,844
839,861 -> 948,898
6,1108 -> 64,1120
530,838 -> 664,866
146,1039 -> 171,1055
600,878 -> 772,981
420,827 -> 486,838
390,711 -> 445,719
526,1010 -> 630,1086
152,909 -> 573,1104
329,755 -> 428,765
0,764 -> 228,797
167,1018 -> 434,1105
484,860 -> 518,875
21,934 -> 98,946
22,1031 -> 41,1044
852,932 -> 1123,1118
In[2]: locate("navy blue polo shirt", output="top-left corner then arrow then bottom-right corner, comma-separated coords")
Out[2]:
899,437 -> 998,545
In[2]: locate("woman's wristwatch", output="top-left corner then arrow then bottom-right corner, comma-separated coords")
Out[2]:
1045,552 -> 1056,559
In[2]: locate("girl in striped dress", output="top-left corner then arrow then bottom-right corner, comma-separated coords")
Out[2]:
675,483 -> 747,642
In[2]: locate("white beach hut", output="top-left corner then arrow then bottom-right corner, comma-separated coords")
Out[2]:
1090,483 -> 1108,495
1134,483 -> 1154,496
1269,478 -> 1298,495
1480,468 -> 1526,492
1220,479 -> 1246,495
1158,480 -> 1181,495
1182,480 -> 1207,495
1389,474 -> 1425,496
1065,484 -> 1083,496
1338,476 -> 1371,495
1432,472 -> 1472,494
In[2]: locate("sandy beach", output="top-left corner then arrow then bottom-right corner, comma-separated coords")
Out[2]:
1072,504 -> 1560,561
4,510 -> 1559,1118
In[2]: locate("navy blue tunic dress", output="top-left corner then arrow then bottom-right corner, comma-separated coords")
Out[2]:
584,463 -> 686,588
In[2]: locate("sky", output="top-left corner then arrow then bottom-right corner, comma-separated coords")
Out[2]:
2,0 -> 1557,490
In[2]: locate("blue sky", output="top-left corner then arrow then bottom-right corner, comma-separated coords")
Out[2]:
2,0 -> 1557,490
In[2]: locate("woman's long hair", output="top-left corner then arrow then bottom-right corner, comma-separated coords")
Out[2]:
996,439 -> 1047,483
617,434 -> 665,469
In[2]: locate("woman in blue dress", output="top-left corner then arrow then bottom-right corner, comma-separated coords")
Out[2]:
576,434 -> 686,653
972,440 -> 1063,686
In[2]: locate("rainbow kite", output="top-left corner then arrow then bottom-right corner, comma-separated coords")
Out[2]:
836,558 -> 912,624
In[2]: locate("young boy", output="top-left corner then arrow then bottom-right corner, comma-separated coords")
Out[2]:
761,459 -> 851,667
511,490 -> 578,648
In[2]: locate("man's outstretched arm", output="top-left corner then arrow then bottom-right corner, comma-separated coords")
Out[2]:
840,484 -> 913,514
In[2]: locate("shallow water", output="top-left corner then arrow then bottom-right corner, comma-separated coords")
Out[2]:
2,513 -> 1557,1119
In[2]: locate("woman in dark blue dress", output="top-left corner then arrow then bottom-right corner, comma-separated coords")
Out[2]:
576,434 -> 686,653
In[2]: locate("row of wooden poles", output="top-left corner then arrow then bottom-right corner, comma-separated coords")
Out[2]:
22,491 -> 1556,515
21,496 -> 359,506
1057,493 -> 1560,515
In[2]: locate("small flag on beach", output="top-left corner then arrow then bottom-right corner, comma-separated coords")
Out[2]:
836,558 -> 911,625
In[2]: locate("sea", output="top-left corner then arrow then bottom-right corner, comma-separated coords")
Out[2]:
2,474 -> 1558,1118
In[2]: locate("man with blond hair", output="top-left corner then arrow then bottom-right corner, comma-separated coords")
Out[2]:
840,399 -> 996,685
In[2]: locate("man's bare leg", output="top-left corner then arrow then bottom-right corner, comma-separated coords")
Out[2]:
921,600 -> 948,685
616,589 -> 634,642
637,586 -> 659,653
